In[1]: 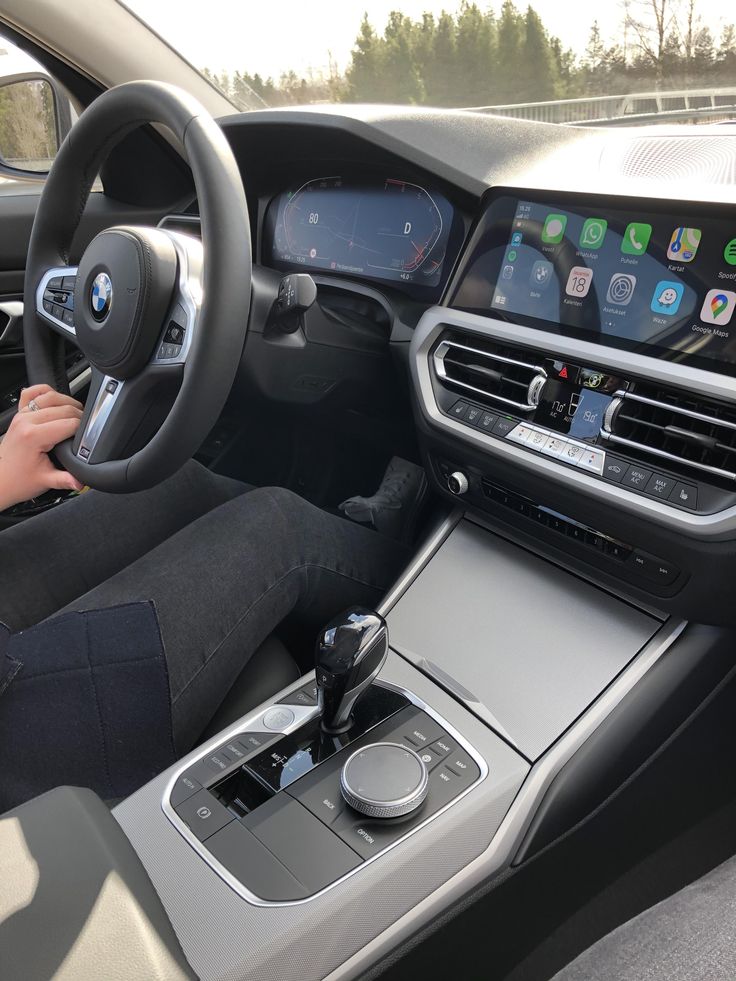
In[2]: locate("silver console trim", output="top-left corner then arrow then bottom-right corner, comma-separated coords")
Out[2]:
77,375 -> 124,461
433,338 -> 546,412
326,616 -> 688,981
600,429 -> 736,481
411,306 -> 736,539
602,388 -> 736,481
162,677 -> 488,908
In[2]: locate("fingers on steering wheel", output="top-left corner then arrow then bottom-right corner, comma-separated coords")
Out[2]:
19,384 -> 55,410
22,389 -> 83,413
35,417 -> 83,453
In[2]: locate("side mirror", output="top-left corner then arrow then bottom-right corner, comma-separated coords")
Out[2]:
0,73 -> 73,174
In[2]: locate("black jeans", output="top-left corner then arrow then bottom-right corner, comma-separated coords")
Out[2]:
0,462 -> 408,805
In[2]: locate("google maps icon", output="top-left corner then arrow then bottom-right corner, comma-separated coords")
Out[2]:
701,289 -> 736,325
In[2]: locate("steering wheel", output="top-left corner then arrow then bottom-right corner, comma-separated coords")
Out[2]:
23,81 -> 251,493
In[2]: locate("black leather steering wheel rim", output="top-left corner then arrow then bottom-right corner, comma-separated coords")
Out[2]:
23,80 -> 251,492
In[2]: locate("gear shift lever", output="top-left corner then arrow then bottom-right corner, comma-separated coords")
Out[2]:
316,608 -> 389,732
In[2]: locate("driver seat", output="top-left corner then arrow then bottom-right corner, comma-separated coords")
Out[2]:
196,633 -> 299,744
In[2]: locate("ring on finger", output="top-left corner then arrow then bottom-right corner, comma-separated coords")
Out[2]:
27,399 -> 40,412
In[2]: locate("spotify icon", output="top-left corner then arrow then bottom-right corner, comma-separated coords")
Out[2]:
724,238 -> 736,266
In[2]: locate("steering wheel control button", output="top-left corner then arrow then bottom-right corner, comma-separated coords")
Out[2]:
175,789 -> 233,841
341,742 -> 429,819
169,772 -> 202,809
262,707 -> 296,731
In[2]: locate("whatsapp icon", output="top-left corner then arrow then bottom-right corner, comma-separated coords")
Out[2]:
579,218 -> 608,250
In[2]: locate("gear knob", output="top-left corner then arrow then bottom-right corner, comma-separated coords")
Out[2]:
316,608 -> 389,732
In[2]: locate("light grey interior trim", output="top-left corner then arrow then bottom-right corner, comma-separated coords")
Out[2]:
70,365 -> 91,395
378,509 -> 462,618
35,265 -> 77,337
411,306 -> 736,540
0,300 -> 23,347
325,616 -> 687,981
387,520 -> 661,761
161,678 -> 488,907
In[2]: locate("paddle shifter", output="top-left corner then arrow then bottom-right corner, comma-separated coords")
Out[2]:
316,608 -> 389,732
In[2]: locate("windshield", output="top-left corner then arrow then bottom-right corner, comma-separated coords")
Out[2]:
124,1 -> 736,125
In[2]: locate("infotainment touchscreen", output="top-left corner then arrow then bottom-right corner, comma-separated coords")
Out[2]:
449,189 -> 736,375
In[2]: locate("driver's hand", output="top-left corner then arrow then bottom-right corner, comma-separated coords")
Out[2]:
0,384 -> 84,510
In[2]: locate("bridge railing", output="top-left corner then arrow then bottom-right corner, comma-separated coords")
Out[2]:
465,87 -> 736,124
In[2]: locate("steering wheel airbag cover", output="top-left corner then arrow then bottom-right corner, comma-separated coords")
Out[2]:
23,80 -> 252,492
74,226 -> 177,380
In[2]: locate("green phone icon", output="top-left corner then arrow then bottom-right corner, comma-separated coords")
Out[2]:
724,238 -> 736,266
621,222 -> 652,256
579,218 -> 607,250
542,213 -> 567,244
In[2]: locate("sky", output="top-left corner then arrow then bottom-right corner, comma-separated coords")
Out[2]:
123,0 -> 731,82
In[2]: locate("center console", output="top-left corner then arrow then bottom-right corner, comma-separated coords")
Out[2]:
103,187 -> 736,981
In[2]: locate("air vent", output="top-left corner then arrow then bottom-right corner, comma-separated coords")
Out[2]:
603,382 -> 736,483
433,336 -> 546,413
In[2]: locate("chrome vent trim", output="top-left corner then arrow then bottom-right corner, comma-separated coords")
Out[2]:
433,338 -> 547,413
603,388 -> 736,482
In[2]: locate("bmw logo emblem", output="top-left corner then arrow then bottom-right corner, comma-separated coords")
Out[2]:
90,272 -> 113,321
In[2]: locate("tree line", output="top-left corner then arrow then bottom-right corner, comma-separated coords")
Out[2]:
204,0 -> 736,110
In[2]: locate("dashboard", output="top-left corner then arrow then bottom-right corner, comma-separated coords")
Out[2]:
216,108 -> 736,626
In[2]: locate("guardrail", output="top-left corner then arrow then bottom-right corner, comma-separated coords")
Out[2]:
466,87 -> 736,124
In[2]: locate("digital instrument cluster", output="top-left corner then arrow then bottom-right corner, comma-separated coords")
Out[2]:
266,176 -> 457,294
